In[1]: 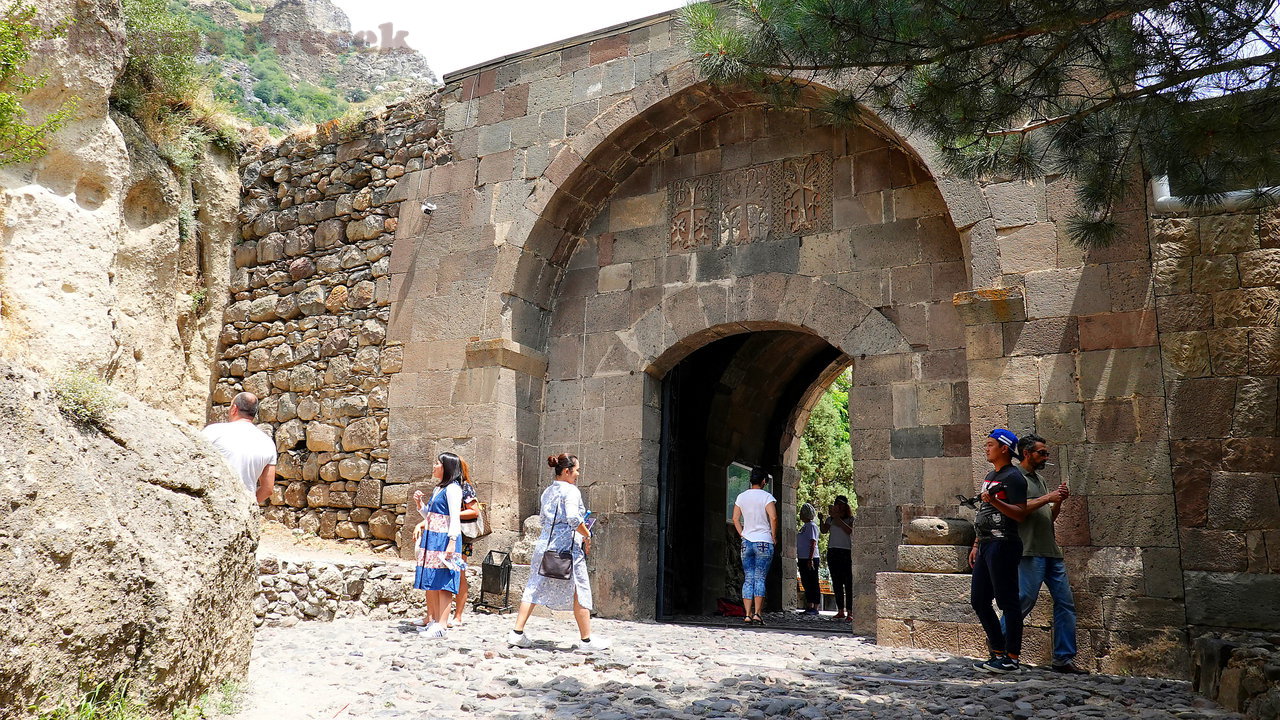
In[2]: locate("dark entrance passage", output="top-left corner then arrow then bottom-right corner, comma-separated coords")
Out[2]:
656,329 -> 850,619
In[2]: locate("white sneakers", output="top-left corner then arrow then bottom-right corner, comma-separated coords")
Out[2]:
504,630 -> 612,651
418,622 -> 447,639
571,636 -> 612,652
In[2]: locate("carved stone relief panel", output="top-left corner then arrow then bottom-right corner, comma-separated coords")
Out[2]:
669,175 -> 718,251
664,153 -> 832,251
719,164 -> 771,246
773,153 -> 833,236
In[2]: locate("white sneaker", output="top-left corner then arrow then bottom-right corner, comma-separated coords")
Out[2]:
419,622 -> 446,638
506,630 -> 532,648
572,636 -> 612,652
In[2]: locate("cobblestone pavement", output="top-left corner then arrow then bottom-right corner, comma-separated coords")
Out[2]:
227,612 -> 1240,720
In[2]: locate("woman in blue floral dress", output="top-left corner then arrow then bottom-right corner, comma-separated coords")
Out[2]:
412,452 -> 464,638
506,453 -> 611,651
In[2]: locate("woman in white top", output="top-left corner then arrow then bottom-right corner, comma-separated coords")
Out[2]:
821,494 -> 854,621
796,503 -> 820,616
732,467 -> 777,626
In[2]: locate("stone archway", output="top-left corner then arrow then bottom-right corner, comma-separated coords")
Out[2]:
522,85 -> 974,627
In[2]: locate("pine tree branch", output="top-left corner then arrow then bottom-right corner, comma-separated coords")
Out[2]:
737,5 -> 1153,71
984,47 -> 1280,136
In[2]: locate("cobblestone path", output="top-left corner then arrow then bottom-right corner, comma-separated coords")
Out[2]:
227,613 -> 1239,720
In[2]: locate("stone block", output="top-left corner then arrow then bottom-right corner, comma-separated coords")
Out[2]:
1023,266 -> 1111,319
1053,495 -> 1090,546
1160,332 -> 1211,379
965,324 -> 1003,359
850,386 -> 892,429
1003,317 -> 1079,356
952,287 -> 1026,325
1151,217 -> 1198,259
306,422 -> 341,452
876,617 -> 912,647
1167,378 -> 1236,439
1201,215 -> 1259,255
1185,571 -> 1280,630
1181,528 -> 1247,571
922,457 -> 973,506
1193,254 -> 1240,293
996,222 -> 1058,274
1238,247 -> 1280,287
1077,347 -> 1163,400
1208,328 -> 1251,376
1233,377 -> 1279,436
1039,353 -> 1079,403
1107,260 -> 1154,312
985,179 -> 1045,228
1036,403 -> 1085,445
1064,441 -> 1172,495
1207,471 -> 1280,531
1083,400 -> 1138,443
1089,494 -> 1177,547
1212,287 -> 1280,328
1153,257 -> 1194,296
1249,327 -> 1280,375
1141,548 -> 1184,599
968,356 -> 1040,405
904,517 -> 975,545
609,191 -> 665,232
1156,293 -> 1214,333
354,478 -> 382,509
1078,310 -> 1158,350
891,426 -> 943,458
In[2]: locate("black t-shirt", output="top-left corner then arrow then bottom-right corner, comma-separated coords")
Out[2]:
974,464 -> 1028,541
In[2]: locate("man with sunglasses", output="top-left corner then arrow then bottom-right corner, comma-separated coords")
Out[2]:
1006,433 -> 1087,674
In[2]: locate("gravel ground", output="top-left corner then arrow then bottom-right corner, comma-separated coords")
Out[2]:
226,612 -> 1240,720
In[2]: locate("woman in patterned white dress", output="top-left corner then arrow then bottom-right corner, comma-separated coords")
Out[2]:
411,452 -> 464,638
506,454 -> 611,651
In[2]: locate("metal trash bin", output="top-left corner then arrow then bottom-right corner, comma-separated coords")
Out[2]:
475,550 -> 513,614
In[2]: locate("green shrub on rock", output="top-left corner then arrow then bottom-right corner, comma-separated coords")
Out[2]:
52,370 -> 116,426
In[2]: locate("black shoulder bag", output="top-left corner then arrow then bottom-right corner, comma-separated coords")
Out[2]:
537,498 -> 574,579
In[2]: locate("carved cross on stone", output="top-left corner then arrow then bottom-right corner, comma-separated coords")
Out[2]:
720,165 -> 771,246
774,153 -> 833,236
669,176 -> 717,251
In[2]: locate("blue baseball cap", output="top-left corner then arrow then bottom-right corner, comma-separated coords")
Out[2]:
988,428 -> 1022,460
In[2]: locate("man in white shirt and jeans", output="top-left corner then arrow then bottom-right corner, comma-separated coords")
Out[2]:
202,392 -> 277,504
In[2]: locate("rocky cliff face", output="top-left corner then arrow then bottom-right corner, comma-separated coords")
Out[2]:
0,0 -> 239,424
0,1 -> 258,714
0,361 -> 258,713
190,0 -> 437,129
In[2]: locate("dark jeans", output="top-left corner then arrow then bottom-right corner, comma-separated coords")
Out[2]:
827,547 -> 853,611
971,538 -> 1023,656
797,559 -> 820,606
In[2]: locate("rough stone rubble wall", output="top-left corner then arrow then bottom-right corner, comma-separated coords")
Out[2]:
216,99 -> 451,552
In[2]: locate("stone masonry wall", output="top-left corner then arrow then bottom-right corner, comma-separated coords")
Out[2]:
1151,208 -> 1280,635
215,97 -> 451,552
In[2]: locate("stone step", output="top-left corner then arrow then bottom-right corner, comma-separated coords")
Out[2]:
896,544 -> 970,573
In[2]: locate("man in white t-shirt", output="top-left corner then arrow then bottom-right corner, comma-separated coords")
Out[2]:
732,467 -> 778,624
202,392 -> 277,504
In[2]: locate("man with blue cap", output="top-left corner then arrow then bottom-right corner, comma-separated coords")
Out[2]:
968,428 -> 1030,673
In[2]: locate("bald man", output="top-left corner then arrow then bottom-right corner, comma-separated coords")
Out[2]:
202,392 -> 277,503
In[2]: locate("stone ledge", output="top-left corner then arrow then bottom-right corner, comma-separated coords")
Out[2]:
953,287 -> 1027,326
465,337 -> 549,376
